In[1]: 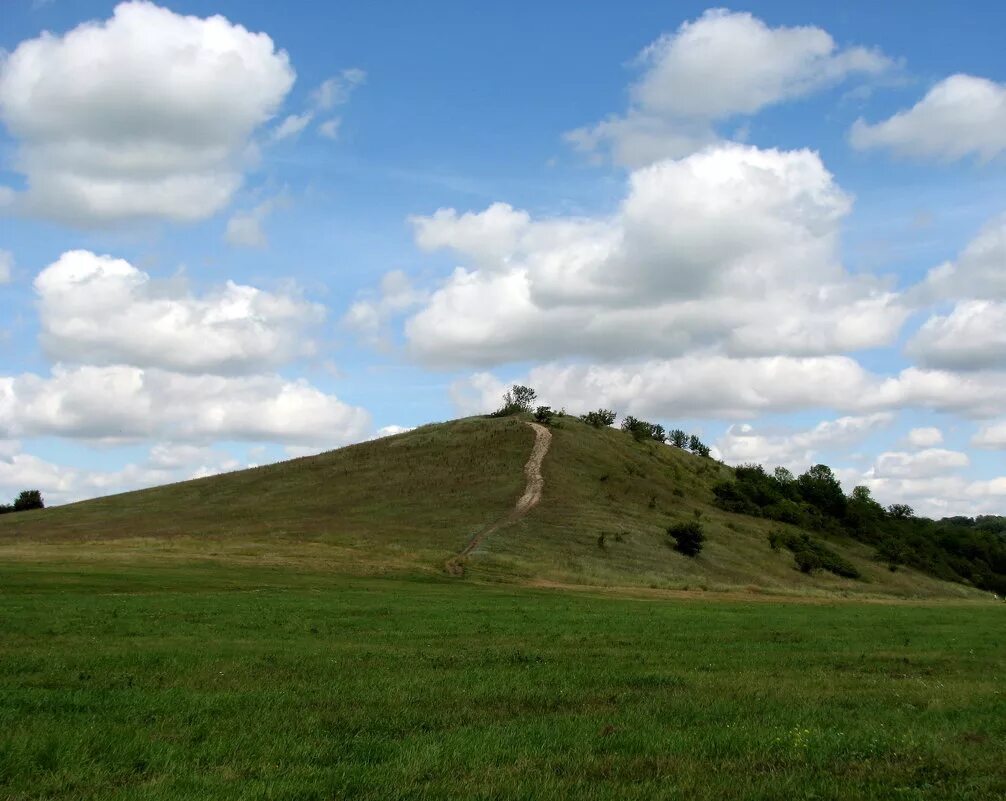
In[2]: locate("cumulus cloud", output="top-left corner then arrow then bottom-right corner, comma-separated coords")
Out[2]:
906,427 -> 943,448
0,365 -> 371,446
973,421 -> 1006,450
34,250 -> 323,374
908,215 -> 1006,370
713,413 -> 893,470
0,250 -> 12,284
907,300 -> 1006,370
451,358 -> 1006,421
0,1 -> 294,225
567,9 -> 892,165
850,74 -> 1006,161
872,448 -> 969,479
403,144 -> 904,367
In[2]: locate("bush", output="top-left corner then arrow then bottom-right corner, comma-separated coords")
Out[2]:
621,416 -> 665,442
580,409 -> 617,428
668,521 -> 705,557
794,548 -> 822,574
13,490 -> 44,512
534,406 -> 555,425
777,532 -> 860,579
0,504 -> 13,515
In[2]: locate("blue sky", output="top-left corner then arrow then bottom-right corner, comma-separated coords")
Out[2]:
0,0 -> 1004,515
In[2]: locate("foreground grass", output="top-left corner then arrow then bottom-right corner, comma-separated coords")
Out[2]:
1,563 -> 1003,800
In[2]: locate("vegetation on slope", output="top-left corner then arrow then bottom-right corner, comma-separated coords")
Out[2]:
0,392 -> 999,599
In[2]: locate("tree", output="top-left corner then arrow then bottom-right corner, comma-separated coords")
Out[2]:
649,423 -> 666,443
580,409 -> 617,428
688,434 -> 702,452
669,429 -> 688,448
797,464 -> 847,519
668,521 -> 705,556
534,406 -> 555,425
13,490 -> 44,512
887,503 -> 915,520
491,384 -> 538,416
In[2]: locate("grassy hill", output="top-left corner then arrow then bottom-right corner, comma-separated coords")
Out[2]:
0,414 -> 987,600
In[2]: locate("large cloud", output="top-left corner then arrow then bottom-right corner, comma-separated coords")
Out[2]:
35,250 -> 323,374
713,413 -> 893,469
452,358 -> 1006,420
0,366 -> 371,446
568,9 -> 892,165
908,215 -> 1006,370
0,1 -> 294,225
851,75 -> 1006,161
402,144 -> 904,367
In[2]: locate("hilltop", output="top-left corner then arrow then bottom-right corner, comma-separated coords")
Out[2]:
0,413 -> 991,601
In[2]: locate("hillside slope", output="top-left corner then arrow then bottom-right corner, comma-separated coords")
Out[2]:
0,414 -> 985,599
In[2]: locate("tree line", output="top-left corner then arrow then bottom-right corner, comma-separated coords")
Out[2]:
713,463 -> 1006,594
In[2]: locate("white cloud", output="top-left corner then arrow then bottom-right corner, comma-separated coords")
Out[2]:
0,365 -> 371,446
318,118 -> 342,140
35,250 -> 322,374
272,112 -> 313,142
268,68 -> 364,142
917,214 -> 1006,302
873,448 -> 969,479
568,9 -> 892,165
906,427 -> 943,448
225,194 -> 288,248
452,358 -> 1006,421
908,215 -> 1006,370
850,74 -> 1006,161
0,1 -> 294,225
973,421 -> 1006,450
907,300 -> 1006,370
312,68 -> 366,110
713,413 -> 893,470
403,144 -> 904,367
343,269 -> 426,347
0,440 -> 242,506
0,250 -> 12,284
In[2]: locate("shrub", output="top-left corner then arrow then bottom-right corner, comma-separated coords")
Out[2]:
0,504 -> 13,516
13,490 -> 44,512
668,521 -> 705,557
794,548 -> 822,574
621,416 -> 666,442
534,406 -> 555,425
580,409 -> 617,428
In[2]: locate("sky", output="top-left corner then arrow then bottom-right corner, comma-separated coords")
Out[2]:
1,0 -> 1005,517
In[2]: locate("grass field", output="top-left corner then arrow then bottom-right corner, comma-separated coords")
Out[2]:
1,562 -> 1003,800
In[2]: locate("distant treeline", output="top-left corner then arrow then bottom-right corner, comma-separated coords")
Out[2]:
0,490 -> 45,515
714,464 -> 1006,595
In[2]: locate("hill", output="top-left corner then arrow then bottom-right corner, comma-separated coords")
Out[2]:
0,414 -> 991,600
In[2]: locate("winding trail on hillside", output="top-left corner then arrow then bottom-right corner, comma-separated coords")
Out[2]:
446,421 -> 552,575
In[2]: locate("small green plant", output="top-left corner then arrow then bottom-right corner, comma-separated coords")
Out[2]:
597,533 -> 607,549
668,521 -> 705,557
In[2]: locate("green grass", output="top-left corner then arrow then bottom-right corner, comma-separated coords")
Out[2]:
1,563 -> 1003,800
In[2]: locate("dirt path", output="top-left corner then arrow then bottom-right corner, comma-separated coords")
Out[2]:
446,422 -> 552,575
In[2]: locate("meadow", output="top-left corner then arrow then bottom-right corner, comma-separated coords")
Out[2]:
1,562 -> 1002,800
